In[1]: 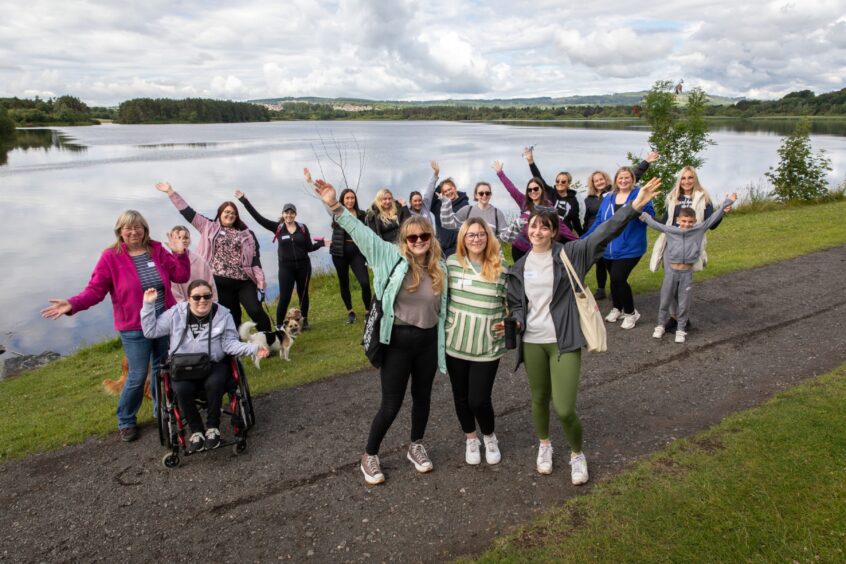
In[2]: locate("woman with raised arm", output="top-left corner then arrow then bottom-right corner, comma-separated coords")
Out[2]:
313,177 -> 448,486
507,178 -> 662,483
305,168 -> 372,325
234,189 -> 326,330
41,210 -> 190,442
444,218 -> 508,466
583,168 -> 656,330
438,181 -> 510,241
492,160 -> 577,263
155,183 -> 276,344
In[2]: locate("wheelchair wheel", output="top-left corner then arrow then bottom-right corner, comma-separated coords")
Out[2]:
155,370 -> 167,446
162,452 -> 180,468
232,441 -> 247,455
234,359 -> 255,429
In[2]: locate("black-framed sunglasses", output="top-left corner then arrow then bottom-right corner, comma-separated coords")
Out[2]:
190,293 -> 213,302
527,186 -> 541,193
476,190 -> 492,196
406,233 -> 432,244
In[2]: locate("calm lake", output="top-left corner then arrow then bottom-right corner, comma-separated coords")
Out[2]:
2,120 -> 845,356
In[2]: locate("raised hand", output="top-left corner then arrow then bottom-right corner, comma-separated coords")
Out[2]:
430,160 -> 439,176
728,192 -> 738,202
645,151 -> 660,163
155,182 -> 174,195
313,179 -> 338,207
41,299 -> 72,320
632,177 -> 662,211
303,168 -> 313,184
522,146 -> 534,163
257,346 -> 270,359
143,288 -> 158,303
397,197 -> 407,206
492,160 -> 503,173
234,190 -> 245,199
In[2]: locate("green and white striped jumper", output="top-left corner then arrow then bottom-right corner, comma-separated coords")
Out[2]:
445,255 -> 508,361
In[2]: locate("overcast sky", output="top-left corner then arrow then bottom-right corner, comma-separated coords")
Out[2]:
1,0 -> 844,106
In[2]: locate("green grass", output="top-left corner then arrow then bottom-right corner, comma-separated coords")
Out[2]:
2,200 -> 846,461
474,363 -> 846,563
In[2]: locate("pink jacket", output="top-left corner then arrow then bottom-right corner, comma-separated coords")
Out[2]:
168,191 -> 266,289
68,240 -> 190,331
170,249 -> 218,303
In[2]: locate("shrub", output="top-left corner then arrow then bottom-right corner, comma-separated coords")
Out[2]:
765,118 -> 832,202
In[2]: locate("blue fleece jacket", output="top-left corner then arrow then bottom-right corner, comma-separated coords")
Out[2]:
583,187 -> 655,260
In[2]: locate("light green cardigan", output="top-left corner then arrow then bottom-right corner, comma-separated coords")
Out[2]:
336,209 -> 448,373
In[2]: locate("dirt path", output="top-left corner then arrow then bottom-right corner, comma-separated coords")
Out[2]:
2,246 -> 845,562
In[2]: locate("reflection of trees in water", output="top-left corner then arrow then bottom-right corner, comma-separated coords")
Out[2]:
0,128 -> 86,166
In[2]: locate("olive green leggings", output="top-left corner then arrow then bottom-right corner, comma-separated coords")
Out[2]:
522,343 -> 583,452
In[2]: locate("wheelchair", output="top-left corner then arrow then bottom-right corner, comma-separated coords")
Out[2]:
155,357 -> 255,468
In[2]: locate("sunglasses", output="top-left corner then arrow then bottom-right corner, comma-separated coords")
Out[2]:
406,233 -> 432,244
527,186 -> 541,193
556,180 -> 570,184
476,191 -> 492,196
190,293 -> 213,302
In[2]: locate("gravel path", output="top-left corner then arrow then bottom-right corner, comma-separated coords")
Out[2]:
2,246 -> 845,562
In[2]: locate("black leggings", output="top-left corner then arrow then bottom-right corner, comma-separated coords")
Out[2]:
332,243 -> 372,312
594,257 -> 608,290
278,260 -> 311,324
606,257 -> 641,314
446,355 -> 499,436
366,325 -> 438,455
171,360 -> 229,434
214,276 -> 274,339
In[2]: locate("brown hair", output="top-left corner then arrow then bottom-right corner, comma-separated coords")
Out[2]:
215,201 -> 247,230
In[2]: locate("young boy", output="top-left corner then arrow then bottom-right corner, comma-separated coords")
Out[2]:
641,193 -> 737,343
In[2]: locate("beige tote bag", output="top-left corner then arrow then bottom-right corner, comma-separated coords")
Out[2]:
559,249 -> 607,353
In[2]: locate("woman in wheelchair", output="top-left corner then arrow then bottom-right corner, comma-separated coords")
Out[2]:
141,280 -> 268,453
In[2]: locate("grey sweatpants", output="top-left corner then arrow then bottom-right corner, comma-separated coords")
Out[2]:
657,266 -> 694,332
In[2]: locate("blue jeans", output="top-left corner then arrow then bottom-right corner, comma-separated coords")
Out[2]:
117,330 -> 168,429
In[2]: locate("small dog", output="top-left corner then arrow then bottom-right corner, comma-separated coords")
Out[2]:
239,310 -> 302,368
102,355 -> 153,399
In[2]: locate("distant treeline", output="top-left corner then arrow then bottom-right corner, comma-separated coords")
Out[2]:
710,89 -> 846,117
0,96 -> 100,128
115,98 -> 269,124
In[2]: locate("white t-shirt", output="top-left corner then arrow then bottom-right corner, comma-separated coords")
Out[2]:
523,249 -> 557,344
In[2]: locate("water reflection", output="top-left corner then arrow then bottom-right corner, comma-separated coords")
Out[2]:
0,128 -> 86,165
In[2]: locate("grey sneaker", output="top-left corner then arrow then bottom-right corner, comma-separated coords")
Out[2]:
188,432 -> 205,453
407,442 -> 433,473
204,427 -> 221,450
360,453 -> 385,485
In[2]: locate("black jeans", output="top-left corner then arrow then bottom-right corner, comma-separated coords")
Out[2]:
594,257 -> 608,290
214,275 -> 273,338
332,243 -> 372,312
171,360 -> 230,434
446,355 -> 499,436
278,260 -> 311,324
606,256 -> 641,314
365,325 -> 438,455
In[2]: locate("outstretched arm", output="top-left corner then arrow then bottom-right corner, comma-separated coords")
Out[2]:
421,160 -> 440,211
235,191 -> 279,233
493,161 -> 526,208
156,182 -> 208,231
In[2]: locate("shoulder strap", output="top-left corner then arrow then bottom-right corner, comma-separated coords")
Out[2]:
173,304 -> 217,356
559,248 -> 588,297
383,258 -> 404,294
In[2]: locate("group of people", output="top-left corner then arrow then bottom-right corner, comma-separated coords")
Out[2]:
41,146 -> 734,485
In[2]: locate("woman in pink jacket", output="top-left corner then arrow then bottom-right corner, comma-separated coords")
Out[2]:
42,210 -> 190,442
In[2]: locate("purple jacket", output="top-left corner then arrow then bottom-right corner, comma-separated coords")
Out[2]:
497,170 -> 577,252
168,191 -> 266,289
68,240 -> 190,331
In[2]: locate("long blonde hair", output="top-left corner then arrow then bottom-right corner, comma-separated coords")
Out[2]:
587,170 -> 612,197
398,216 -> 444,294
371,188 -> 398,223
112,210 -> 151,253
668,166 -> 711,206
455,218 -> 502,282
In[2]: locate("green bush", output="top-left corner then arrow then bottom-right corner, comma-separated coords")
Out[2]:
765,118 -> 832,202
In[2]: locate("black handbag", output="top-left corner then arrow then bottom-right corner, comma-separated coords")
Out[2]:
362,259 -> 403,368
169,305 -> 217,381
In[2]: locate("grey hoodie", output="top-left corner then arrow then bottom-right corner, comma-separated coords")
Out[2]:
141,301 -> 258,361
641,198 -> 734,265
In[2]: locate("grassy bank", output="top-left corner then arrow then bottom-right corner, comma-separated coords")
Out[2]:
2,200 -> 846,461
474,362 -> 846,563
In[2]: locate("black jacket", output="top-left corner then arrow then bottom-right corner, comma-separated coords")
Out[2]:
429,188 -> 469,255
238,196 -> 322,264
330,208 -> 366,257
365,202 -> 410,243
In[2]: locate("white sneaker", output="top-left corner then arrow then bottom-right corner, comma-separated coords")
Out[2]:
675,330 -> 687,343
652,325 -> 665,339
570,452 -> 589,485
465,437 -> 481,465
536,443 -> 553,475
360,453 -> 385,485
605,308 -> 622,323
620,310 -> 641,330
483,433 -> 501,465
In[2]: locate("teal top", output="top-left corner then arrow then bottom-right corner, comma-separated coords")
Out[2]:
336,209 -> 448,373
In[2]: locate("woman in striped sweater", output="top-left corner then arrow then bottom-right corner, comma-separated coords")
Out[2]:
445,217 -> 509,466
